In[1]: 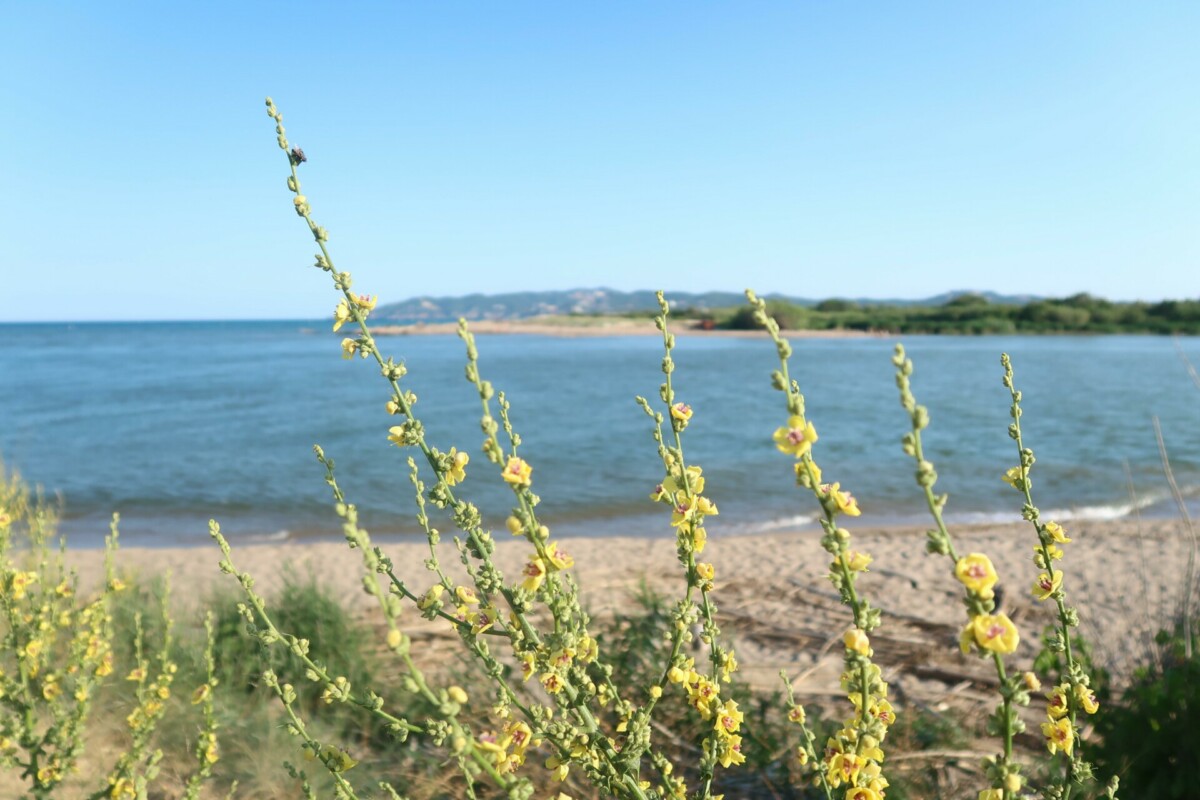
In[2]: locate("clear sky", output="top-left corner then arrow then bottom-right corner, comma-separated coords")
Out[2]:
2,2 -> 1197,321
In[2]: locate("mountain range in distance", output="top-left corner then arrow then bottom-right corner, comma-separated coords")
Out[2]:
374,288 -> 1039,324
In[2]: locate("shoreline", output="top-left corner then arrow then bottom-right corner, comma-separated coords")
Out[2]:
63,517 -> 1197,691
368,318 -> 891,338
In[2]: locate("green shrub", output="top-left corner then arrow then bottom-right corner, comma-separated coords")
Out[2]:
1091,621 -> 1199,799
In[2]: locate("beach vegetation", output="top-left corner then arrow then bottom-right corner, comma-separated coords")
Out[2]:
1090,620 -> 1199,799
193,96 -> 1166,800
0,465 -> 222,799
11,95 -> 1193,797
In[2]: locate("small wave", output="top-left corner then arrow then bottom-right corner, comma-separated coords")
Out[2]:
950,510 -> 1025,525
727,514 -> 815,535
1042,489 -> 1170,522
245,529 -> 292,543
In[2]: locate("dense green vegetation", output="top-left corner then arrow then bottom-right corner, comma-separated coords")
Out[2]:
720,293 -> 1200,334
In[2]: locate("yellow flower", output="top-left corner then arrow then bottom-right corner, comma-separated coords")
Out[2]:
455,585 -> 479,605
544,542 -> 574,570
1043,521 -> 1072,543
501,457 -> 532,487
870,698 -> 896,726
506,515 -> 524,536
796,745 -> 809,765
545,755 -> 569,782
192,683 -> 212,705
386,628 -> 403,649
448,685 -> 468,704
826,752 -> 862,788
9,570 -> 37,600
713,700 -> 743,737
353,293 -> 377,311
540,672 -> 564,694
1032,569 -> 1063,601
696,562 -> 715,581
1075,683 -> 1099,714
670,492 -> 697,527
692,526 -> 708,553
1046,684 -> 1069,718
656,465 -> 703,498
42,676 -> 61,701
340,337 -> 360,359
796,459 -> 822,488
1002,465 -> 1025,490
969,613 -> 1019,654
418,584 -> 445,610
845,788 -> 880,800
720,649 -> 738,682
506,720 -> 533,754
670,402 -> 693,424
978,790 -> 1003,800
954,553 -> 999,599
444,447 -> 469,486
844,628 -> 871,656
521,557 -> 547,592
110,778 -> 136,799
715,734 -> 745,768
841,550 -> 872,572
203,735 -> 220,764
1023,672 -> 1042,692
469,605 -> 497,634
773,416 -> 818,457
319,744 -> 358,773
1034,543 -> 1064,567
1041,716 -> 1074,756
687,676 -> 719,719
787,706 -> 806,725
332,300 -> 353,332
821,483 -> 861,517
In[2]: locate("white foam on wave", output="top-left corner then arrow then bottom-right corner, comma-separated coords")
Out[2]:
246,529 -> 292,543
951,511 -> 1024,525
750,514 -> 815,533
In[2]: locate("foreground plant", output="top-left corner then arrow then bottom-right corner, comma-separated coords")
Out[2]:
210,97 -> 753,800
0,466 -> 221,799
230,96 -> 1148,800
892,344 -> 1116,800
748,290 -> 893,800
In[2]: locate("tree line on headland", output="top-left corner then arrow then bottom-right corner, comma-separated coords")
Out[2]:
375,289 -> 1199,334
714,292 -> 1200,334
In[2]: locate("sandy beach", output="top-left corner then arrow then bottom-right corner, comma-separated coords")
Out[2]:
66,517 -> 1196,703
369,317 -> 891,338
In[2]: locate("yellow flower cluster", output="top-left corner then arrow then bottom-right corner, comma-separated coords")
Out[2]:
952,553 -> 1020,656
667,661 -> 745,768
477,720 -> 537,774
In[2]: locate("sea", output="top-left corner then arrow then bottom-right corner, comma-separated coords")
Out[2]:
1,321 -> 1197,548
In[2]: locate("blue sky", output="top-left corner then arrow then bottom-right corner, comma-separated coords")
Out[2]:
2,2 -> 1197,321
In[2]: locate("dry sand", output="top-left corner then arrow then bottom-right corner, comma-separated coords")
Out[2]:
64,517 -> 1196,705
369,317 -> 889,338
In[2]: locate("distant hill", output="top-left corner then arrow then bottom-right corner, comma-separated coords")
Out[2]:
374,288 -> 1037,323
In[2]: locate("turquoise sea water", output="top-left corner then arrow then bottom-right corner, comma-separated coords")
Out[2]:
1,322 -> 1197,547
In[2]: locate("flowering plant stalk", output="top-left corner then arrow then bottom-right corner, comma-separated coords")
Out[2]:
747,290 -> 894,800
892,344 -> 1030,799
0,466 -> 220,800
998,353 -> 1111,800
892,344 -> 1116,800
215,97 -> 752,800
